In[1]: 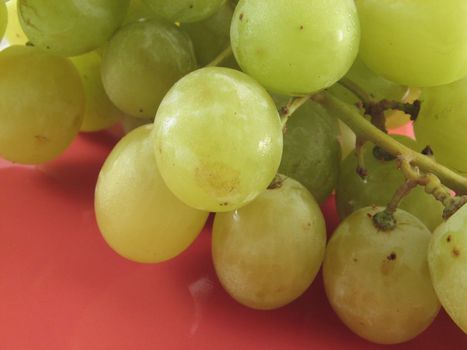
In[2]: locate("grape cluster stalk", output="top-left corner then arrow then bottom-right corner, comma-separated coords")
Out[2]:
0,0 -> 466,344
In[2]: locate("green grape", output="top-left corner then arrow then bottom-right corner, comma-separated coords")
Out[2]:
428,204 -> 467,334
153,67 -> 283,213
0,0 -> 7,41
181,1 -> 233,66
4,0 -> 27,45
101,19 -> 197,118
336,136 -> 444,231
356,0 -> 467,87
0,45 -> 84,164
123,0 -> 156,25
414,77 -> 467,175
230,0 -> 360,95
122,115 -> 153,135
95,125 -> 209,263
143,0 -> 227,23
70,51 -> 125,133
324,207 -> 440,344
338,120 -> 356,160
213,176 -> 326,310
18,0 -> 130,56
276,96 -> 341,203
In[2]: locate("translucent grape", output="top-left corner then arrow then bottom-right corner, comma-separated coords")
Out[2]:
153,67 -> 283,212
0,0 -> 7,41
70,52 -> 125,132
355,0 -> 467,87
0,45 -> 84,164
4,0 -> 27,45
336,136 -> 444,231
414,77 -> 467,175
324,207 -> 440,344
95,125 -> 209,264
18,0 -> 130,56
230,0 -> 360,95
428,204 -> 467,334
101,19 -> 197,119
143,0 -> 226,23
212,176 -> 326,310
181,1 -> 233,66
276,96 -> 341,203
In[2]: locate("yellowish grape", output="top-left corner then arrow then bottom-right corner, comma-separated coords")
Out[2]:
95,125 -> 209,263
1,0 -> 8,41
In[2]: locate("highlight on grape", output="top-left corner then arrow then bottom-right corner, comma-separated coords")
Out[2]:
0,0 -> 466,344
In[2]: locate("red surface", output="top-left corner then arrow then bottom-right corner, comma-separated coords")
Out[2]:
0,130 -> 465,350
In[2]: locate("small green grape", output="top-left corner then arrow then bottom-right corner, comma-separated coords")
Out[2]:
0,45 -> 85,164
324,207 -> 440,344
143,0 -> 227,23
213,176 -> 326,310
18,0 -> 130,57
153,67 -> 283,212
95,125 -> 209,264
71,52 -> 125,132
230,0 -> 360,95
428,204 -> 467,334
101,19 -> 197,119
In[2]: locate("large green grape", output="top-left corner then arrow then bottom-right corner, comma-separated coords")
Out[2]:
213,176 -> 326,310
143,0 -> 226,23
71,51 -> 125,132
153,67 -> 283,213
181,2 -> 233,66
95,125 -> 209,264
355,0 -> 467,87
414,77 -> 467,175
230,0 -> 360,95
428,204 -> 467,334
324,207 -> 440,344
101,19 -> 197,119
0,46 -> 85,164
4,0 -> 27,46
18,0 -> 129,56
276,96 -> 341,203
336,136 -> 444,231
0,0 -> 7,41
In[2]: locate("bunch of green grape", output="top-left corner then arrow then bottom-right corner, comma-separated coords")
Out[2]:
0,0 -> 466,344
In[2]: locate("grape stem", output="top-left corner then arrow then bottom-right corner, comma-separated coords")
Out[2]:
207,46 -> 233,67
313,92 -> 467,195
280,96 -> 311,130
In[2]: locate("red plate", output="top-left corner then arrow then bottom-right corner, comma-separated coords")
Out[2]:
0,129 -> 465,350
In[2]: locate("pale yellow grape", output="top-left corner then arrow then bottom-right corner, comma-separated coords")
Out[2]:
153,67 -> 283,212
101,19 -> 197,118
1,0 -> 8,41
213,176 -> 326,310
428,204 -> 467,333
0,45 -> 84,164
18,0 -> 130,56
324,207 -> 440,344
230,0 -> 360,95
143,0 -> 226,23
95,125 -> 209,264
356,0 -> 467,87
4,0 -> 27,45
71,52 -> 125,132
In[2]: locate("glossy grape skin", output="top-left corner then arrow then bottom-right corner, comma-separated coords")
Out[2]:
414,77 -> 467,175
230,0 -> 360,95
71,52 -> 125,132
0,46 -> 84,164
95,125 -> 209,264
336,136 -> 444,231
101,19 -> 197,119
181,1 -> 233,66
4,0 -> 27,46
324,207 -> 440,344
276,96 -> 341,203
213,176 -> 326,310
143,0 -> 226,23
428,204 -> 467,333
153,67 -> 283,213
356,0 -> 467,87
0,0 -> 7,41
18,0 -> 130,57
